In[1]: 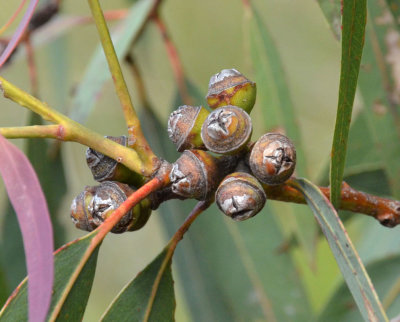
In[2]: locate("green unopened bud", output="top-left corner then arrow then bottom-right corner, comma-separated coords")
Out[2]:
206,69 -> 256,113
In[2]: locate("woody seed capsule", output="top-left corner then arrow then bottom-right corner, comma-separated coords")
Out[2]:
70,181 -> 151,233
201,105 -> 252,154
169,150 -> 220,200
216,172 -> 266,221
249,133 -> 296,185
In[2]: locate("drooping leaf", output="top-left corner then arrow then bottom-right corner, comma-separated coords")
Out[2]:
247,3 -> 317,262
141,81 -> 313,321
0,112 -> 67,295
0,134 -> 53,322
293,178 -> 388,321
318,255 -> 400,321
0,231 -> 100,321
70,0 -> 157,123
101,248 -> 175,321
330,0 -> 367,208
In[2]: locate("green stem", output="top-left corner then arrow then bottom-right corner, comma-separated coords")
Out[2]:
87,0 -> 158,174
0,76 -> 149,177
0,125 -> 60,139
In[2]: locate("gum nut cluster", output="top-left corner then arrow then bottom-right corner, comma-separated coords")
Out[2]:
168,68 -> 297,221
70,135 -> 152,234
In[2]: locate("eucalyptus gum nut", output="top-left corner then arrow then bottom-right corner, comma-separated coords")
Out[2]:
167,105 -> 209,152
70,181 -> 152,233
86,135 -> 142,185
216,172 -> 266,221
206,68 -> 256,113
249,133 -> 296,185
201,105 -> 252,154
169,150 -> 219,200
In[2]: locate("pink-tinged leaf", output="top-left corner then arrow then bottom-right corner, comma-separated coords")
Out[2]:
0,0 -> 39,67
0,134 -> 53,322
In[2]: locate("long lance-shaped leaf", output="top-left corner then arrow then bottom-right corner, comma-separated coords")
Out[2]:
318,255 -> 400,321
330,0 -> 367,208
293,178 -> 388,321
70,0 -> 156,123
0,232 -> 99,321
0,134 -> 53,322
101,248 -> 175,322
246,3 -> 316,262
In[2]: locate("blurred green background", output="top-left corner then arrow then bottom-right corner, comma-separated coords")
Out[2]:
1,0 -> 399,321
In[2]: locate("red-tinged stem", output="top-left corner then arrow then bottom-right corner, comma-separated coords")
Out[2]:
48,177 -> 166,320
265,178 -> 400,227
143,200 -> 212,322
153,14 -> 192,105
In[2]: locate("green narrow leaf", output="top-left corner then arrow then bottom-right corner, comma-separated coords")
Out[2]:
330,0 -> 367,208
70,0 -> 156,123
0,231 -> 100,321
316,0 -> 342,40
247,4 -> 317,262
294,178 -> 388,321
318,255 -> 400,321
318,0 -> 400,198
101,248 -> 175,321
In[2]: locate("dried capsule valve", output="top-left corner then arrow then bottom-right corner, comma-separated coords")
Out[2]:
206,68 -> 257,113
167,105 -> 209,152
216,172 -> 266,221
249,133 -> 296,185
169,150 -> 219,200
201,105 -> 252,154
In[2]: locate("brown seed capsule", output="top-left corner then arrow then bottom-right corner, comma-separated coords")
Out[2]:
201,105 -> 252,154
216,172 -> 266,221
86,136 -> 142,184
206,69 -> 257,113
167,105 -> 209,152
169,150 -> 220,200
70,181 -> 151,233
249,133 -> 296,185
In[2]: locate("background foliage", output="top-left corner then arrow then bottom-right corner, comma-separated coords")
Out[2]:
0,0 -> 400,320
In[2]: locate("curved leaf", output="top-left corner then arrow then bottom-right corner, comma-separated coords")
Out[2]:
318,256 -> 400,321
1,112 -> 67,295
0,232 -> 100,321
330,0 -> 367,207
293,178 -> 388,321
0,0 -> 39,67
70,0 -> 156,123
0,134 -> 53,322
101,248 -> 175,322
